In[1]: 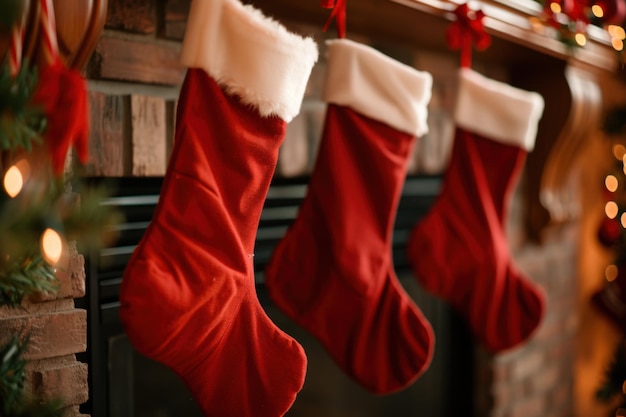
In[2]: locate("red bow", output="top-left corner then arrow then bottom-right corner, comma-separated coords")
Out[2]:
322,0 -> 347,38
446,3 -> 491,68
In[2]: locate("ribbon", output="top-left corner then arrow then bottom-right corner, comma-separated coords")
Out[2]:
446,3 -> 491,68
322,0 -> 347,39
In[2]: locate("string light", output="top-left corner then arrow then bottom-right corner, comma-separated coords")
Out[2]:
606,264 -> 619,281
3,159 -> 30,198
607,174 -> 619,192
609,24 -> 626,40
575,33 -> 587,46
606,201 -> 619,218
621,212 -> 626,228
550,2 -> 562,13
608,25 -> 626,51
40,228 -> 63,266
592,4 -> 605,17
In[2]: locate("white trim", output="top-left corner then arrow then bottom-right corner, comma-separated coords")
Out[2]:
454,68 -> 545,151
323,39 -> 432,137
180,0 -> 318,122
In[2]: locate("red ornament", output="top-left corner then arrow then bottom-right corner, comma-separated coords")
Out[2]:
598,216 -> 623,247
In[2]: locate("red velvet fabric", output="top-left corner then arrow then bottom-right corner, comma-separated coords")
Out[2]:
265,104 -> 435,394
407,128 -> 546,352
32,59 -> 89,175
120,69 -> 306,417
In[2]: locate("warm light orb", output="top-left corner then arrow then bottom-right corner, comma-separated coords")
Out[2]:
613,38 -> 625,51
609,24 -> 626,39
615,144 -> 626,160
575,33 -> 587,46
606,264 -> 619,282
3,166 -> 23,198
529,16 -> 544,32
550,2 -> 562,13
2,159 -> 31,198
592,4 -> 605,17
621,212 -> 626,228
606,201 -> 619,218
40,228 -> 63,266
606,174 -> 619,192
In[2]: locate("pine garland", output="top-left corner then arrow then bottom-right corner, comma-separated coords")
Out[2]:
595,105 -> 626,416
0,253 -> 57,306
0,1 -> 121,413
0,62 -> 46,151
597,340 -> 626,404
0,337 -> 64,417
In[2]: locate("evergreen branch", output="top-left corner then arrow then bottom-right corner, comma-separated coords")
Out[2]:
0,336 -> 65,417
0,336 -> 28,415
7,397 -> 65,417
596,339 -> 626,403
0,253 -> 58,307
0,0 -> 25,31
0,61 -> 45,151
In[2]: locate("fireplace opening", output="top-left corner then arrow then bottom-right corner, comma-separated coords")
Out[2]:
77,174 -> 474,417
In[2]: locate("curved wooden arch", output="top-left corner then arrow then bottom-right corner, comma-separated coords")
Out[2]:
539,65 -> 603,222
0,0 -> 107,71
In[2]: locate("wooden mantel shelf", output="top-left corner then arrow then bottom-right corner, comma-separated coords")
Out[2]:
393,0 -> 618,71
250,0 -> 618,72
250,0 -> 621,239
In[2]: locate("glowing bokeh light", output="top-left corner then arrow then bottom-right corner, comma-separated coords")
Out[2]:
606,201 -> 619,218
592,4 -> 604,17
609,25 -> 626,39
3,166 -> 23,198
606,264 -> 619,282
606,174 -> 619,192
40,228 -> 63,266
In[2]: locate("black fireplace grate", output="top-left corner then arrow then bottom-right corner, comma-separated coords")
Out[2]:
79,174 -> 474,417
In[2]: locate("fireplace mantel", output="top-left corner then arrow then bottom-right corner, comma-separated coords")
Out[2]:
246,0 -> 621,240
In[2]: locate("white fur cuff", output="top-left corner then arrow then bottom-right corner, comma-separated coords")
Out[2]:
454,68 -> 545,151
180,0 -> 319,122
323,39 -> 432,137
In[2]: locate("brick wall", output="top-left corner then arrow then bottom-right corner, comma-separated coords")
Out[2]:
475,222 -> 578,417
0,244 -> 89,417
82,1 -> 579,416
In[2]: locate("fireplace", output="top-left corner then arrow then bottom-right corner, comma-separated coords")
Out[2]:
77,174 -> 476,417
76,0 -> 618,413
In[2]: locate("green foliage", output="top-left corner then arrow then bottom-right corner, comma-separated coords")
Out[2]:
0,337 -> 66,417
0,253 -> 57,306
0,0 -> 25,32
597,340 -> 626,402
7,399 -> 66,417
0,3 -> 122,410
0,61 -> 46,152
0,336 -> 27,415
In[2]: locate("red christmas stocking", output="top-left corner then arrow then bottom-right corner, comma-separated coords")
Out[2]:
119,0 -> 318,416
265,39 -> 435,394
407,68 -> 546,352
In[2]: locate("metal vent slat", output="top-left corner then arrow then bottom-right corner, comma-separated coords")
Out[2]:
86,175 -> 441,310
